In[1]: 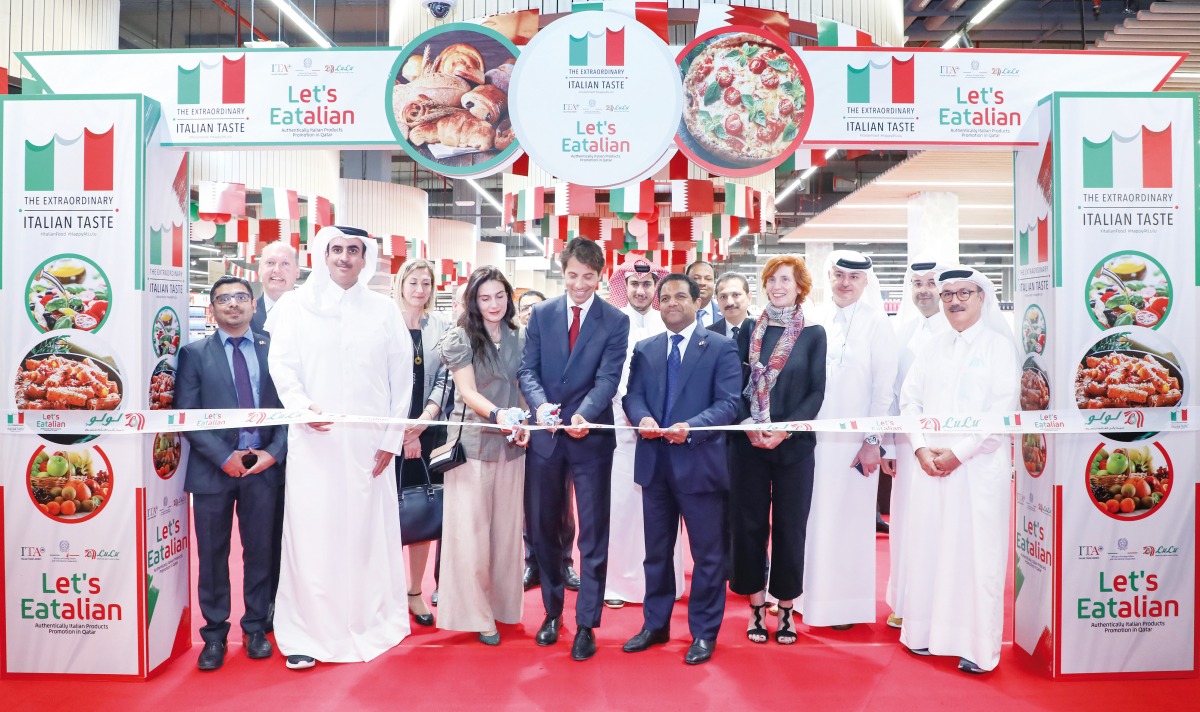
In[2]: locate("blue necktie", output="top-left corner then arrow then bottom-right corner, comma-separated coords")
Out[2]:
229,337 -> 258,448
663,334 -> 684,425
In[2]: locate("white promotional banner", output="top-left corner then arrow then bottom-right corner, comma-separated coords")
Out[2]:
20,49 -> 402,148
799,49 -> 1184,149
508,10 -> 683,187
0,95 -> 190,679
1014,92 -> 1198,678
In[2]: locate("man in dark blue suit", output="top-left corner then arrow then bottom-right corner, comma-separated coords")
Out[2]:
621,273 -> 741,665
177,276 -> 288,671
518,238 -> 630,661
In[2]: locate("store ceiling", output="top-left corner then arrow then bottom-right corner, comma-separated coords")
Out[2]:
111,1 -> 1198,296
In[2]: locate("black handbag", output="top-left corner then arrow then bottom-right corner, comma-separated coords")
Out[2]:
398,456 -> 443,545
427,402 -> 467,474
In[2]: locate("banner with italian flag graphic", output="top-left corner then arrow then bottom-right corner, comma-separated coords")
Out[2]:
260,186 -> 300,220
1,95 -> 192,678
1013,92 -> 1199,678
609,180 -> 653,217
176,55 -> 245,105
816,17 -> 872,47
572,1 -> 668,43
23,128 -> 114,191
846,57 -> 915,105
568,27 -> 625,67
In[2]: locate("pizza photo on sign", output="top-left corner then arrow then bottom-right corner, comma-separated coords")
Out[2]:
675,27 -> 810,177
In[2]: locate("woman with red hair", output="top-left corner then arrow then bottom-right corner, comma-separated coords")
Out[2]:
728,255 -> 827,645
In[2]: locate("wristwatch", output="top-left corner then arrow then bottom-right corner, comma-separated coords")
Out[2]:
864,435 -> 880,446
489,408 -> 499,424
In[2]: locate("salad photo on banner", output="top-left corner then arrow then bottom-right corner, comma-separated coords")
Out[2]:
388,23 -> 523,178
675,26 -> 810,176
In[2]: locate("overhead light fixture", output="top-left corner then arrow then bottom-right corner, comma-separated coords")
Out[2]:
775,148 -> 841,203
970,0 -> 1014,25
190,244 -> 220,253
876,180 -> 1013,187
270,0 -> 334,48
524,232 -> 545,252
455,199 -> 476,207
466,178 -> 505,212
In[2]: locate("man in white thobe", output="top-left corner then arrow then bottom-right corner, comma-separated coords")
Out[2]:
266,225 -> 413,669
800,251 -> 898,629
885,260 -> 950,629
603,257 -> 684,608
899,267 -> 1018,674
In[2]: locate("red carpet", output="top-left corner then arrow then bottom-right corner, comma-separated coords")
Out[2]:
4,510 -> 1199,711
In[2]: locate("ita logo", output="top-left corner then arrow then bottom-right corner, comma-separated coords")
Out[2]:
1017,218 -> 1049,266
1082,124 -> 1172,190
846,56 -> 914,105
177,55 -> 246,105
569,27 -> 625,67
24,128 -> 115,192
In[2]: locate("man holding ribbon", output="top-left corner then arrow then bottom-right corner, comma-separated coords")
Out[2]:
620,273 -> 741,665
801,251 -> 898,631
266,225 -> 413,670
899,267 -> 1018,674
177,275 -> 288,671
518,237 -> 629,661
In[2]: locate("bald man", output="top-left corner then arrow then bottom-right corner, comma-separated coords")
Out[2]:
251,241 -> 301,335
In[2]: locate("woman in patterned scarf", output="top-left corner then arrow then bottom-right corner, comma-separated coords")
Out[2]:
728,255 -> 827,646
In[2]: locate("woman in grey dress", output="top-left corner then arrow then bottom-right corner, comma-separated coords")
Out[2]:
436,266 -> 530,645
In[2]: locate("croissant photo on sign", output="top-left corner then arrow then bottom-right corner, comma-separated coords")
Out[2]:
389,24 -> 521,175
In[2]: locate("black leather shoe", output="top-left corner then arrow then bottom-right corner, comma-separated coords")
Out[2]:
563,566 -> 581,591
197,640 -> 226,671
245,631 -> 272,659
571,626 -> 596,661
523,567 -> 540,591
535,615 -> 563,646
623,628 -> 670,653
685,638 -> 715,665
958,657 -> 987,674
265,602 -> 275,633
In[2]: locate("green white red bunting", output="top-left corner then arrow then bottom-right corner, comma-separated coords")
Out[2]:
259,186 -> 300,220
815,17 -> 873,47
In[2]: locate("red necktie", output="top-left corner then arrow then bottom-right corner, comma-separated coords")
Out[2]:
568,306 -> 582,351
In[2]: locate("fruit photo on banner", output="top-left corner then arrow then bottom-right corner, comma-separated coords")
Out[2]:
151,432 -> 182,480
25,254 -> 112,334
26,443 -> 115,523
388,23 -> 522,178
675,26 -> 811,177
1086,440 -> 1173,520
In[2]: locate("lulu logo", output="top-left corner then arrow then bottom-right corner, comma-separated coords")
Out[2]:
149,224 -> 185,268
246,411 -> 267,425
177,55 -> 246,105
569,27 -> 625,67
1017,218 -> 1050,266
920,417 -> 942,432
124,413 -> 146,431
167,413 -> 187,426
1123,410 -> 1145,428
24,128 -> 115,192
847,56 -> 914,105
1082,124 -> 1172,189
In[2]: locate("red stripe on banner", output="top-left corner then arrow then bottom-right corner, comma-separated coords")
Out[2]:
578,216 -> 600,240
891,57 -> 915,104
290,231 -> 301,251
237,219 -> 251,243
83,127 -> 114,191
0,66 -> 7,94
727,7 -> 792,39
137,488 -> 147,677
503,192 -> 516,226
606,27 -> 625,66
569,184 -> 597,214
638,180 -> 655,217
634,2 -> 669,43
812,149 -> 827,168
222,55 -> 246,104
0,487 -> 6,674
691,180 -> 715,213
856,30 -> 872,46
259,219 -> 281,243
1037,217 -> 1049,263
668,151 -> 689,180
172,225 -> 184,267
1141,124 -> 1172,188
511,153 -> 530,176
315,196 -> 332,225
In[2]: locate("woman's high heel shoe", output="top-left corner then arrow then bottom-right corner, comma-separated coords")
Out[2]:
776,605 -> 797,645
746,603 -> 768,644
408,592 -> 434,627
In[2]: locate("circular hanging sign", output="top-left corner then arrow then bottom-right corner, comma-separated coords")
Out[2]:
386,23 -> 523,179
674,26 -> 812,177
508,10 -> 683,188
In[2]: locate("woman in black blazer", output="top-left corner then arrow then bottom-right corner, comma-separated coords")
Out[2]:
729,255 -> 826,646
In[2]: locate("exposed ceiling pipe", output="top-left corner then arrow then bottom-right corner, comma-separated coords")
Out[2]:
211,0 -> 271,43
924,0 -> 969,31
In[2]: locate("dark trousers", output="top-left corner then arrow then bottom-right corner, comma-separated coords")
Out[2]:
642,448 -> 728,641
523,479 -> 576,572
268,477 -> 284,604
192,475 -> 279,643
525,437 -> 612,628
728,438 -> 814,601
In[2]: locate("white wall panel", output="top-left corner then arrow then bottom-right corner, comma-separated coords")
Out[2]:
3,0 -> 118,80
191,150 -> 342,208
339,178 -> 431,247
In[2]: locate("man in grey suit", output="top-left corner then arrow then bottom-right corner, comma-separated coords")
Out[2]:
177,276 -> 288,671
